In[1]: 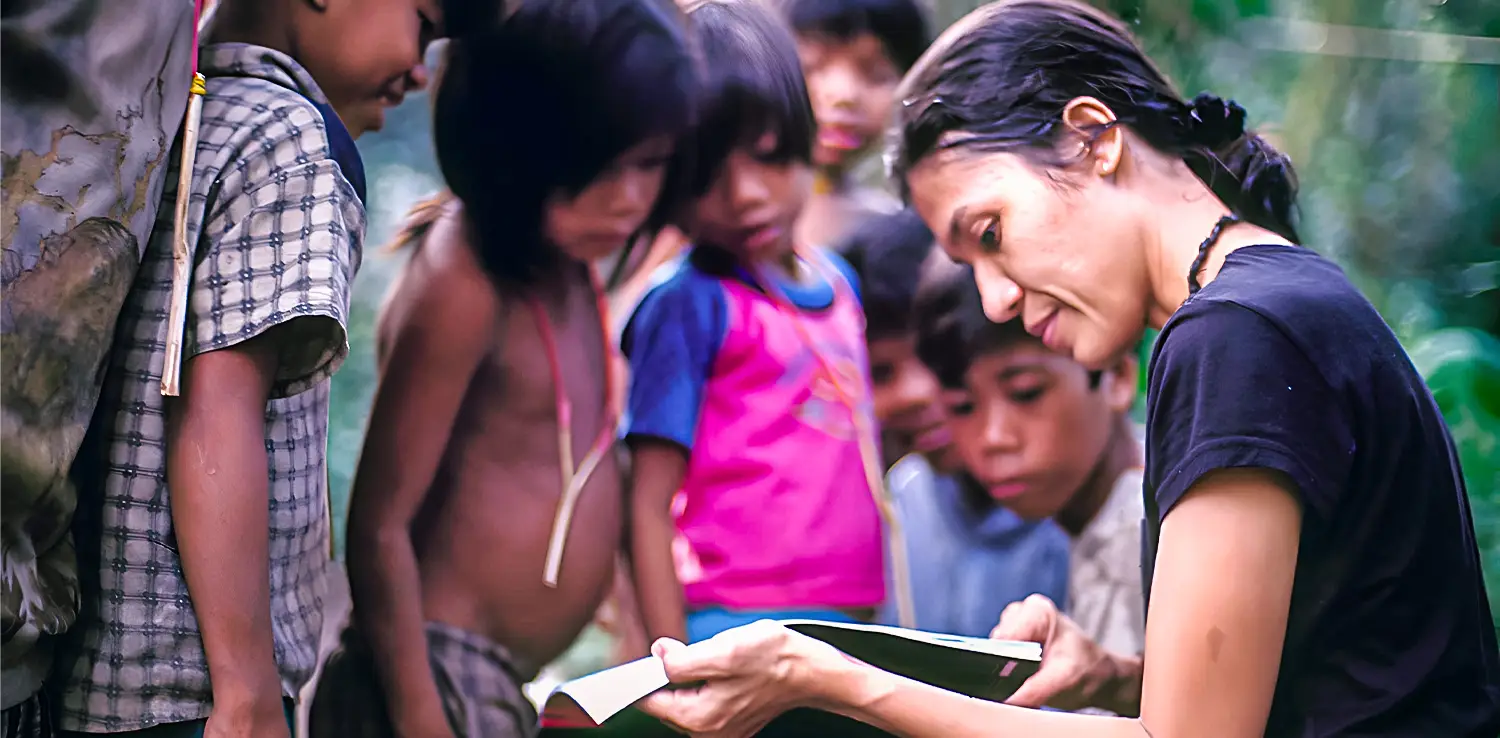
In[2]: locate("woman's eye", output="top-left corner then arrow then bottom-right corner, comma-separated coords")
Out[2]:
948,400 -> 976,416
978,220 -> 1000,252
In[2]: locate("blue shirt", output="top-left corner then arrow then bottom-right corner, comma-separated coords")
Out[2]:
880,454 -> 1071,638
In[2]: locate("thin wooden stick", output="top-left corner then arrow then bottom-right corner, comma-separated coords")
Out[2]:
160,72 -> 205,397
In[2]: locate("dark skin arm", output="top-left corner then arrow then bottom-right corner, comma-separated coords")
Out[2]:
167,323 -> 306,738
346,223 -> 497,738
628,439 -> 690,644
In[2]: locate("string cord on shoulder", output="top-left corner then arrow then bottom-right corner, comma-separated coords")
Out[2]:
1187,214 -> 1242,295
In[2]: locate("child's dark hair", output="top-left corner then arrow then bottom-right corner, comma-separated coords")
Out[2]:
780,0 -> 930,72
890,0 -> 1299,244
681,0 -> 815,197
431,0 -> 697,286
835,208 -> 934,340
913,257 -> 1103,389
913,258 -> 1029,389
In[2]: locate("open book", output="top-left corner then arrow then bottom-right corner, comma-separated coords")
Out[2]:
539,619 -> 1042,736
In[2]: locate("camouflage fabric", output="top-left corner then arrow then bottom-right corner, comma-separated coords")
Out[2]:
0,0 -> 194,709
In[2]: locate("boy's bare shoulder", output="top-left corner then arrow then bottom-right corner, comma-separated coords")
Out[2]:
385,200 -> 501,347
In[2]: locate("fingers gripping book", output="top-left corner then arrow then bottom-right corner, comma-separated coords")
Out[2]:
539,619 -> 1043,736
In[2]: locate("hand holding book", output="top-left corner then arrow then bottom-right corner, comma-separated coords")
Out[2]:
540,619 -> 1043,736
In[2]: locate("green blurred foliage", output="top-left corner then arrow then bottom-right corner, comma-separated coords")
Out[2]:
333,2 -> 1500,665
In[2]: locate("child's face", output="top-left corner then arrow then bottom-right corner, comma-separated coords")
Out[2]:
797,32 -> 901,171
868,333 -> 960,472
544,135 -> 676,263
682,132 -> 811,260
945,341 -> 1136,521
293,0 -> 443,137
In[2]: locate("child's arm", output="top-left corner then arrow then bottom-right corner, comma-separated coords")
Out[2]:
168,329 -> 298,736
345,219 -> 496,738
166,115 -> 363,735
621,272 -> 725,644
630,440 -> 691,643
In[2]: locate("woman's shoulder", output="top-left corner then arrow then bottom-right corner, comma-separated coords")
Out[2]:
1156,244 -> 1406,394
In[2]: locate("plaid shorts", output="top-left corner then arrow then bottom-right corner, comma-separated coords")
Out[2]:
309,622 -> 537,738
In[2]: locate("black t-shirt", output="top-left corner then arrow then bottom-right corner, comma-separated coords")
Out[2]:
1142,244 -> 1500,736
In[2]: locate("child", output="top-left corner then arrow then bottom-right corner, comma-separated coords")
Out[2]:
51,0 -> 440,734
836,210 -> 1071,639
627,0 -> 890,646
780,0 -> 930,247
306,2 -> 695,737
912,257 -> 1147,658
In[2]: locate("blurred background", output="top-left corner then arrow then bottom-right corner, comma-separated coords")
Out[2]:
330,0 -> 1499,685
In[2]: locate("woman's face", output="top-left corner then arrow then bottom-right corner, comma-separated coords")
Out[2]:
906,147 -> 1149,371
544,135 -> 676,263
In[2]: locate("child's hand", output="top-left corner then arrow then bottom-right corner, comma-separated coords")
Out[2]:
990,593 -> 1136,712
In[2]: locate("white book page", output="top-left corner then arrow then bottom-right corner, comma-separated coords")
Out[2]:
546,655 -> 670,725
780,619 -> 1043,661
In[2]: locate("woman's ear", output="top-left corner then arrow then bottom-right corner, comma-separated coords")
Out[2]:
1061,96 -> 1122,179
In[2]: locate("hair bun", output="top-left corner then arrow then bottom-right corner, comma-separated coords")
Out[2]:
1188,92 -> 1247,148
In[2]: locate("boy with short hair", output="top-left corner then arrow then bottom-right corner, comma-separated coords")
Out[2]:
836,210 -> 1070,639
779,0 -> 929,247
913,256 -> 1147,657
53,0 -> 442,735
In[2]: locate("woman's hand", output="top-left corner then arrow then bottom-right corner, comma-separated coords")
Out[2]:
990,594 -> 1142,714
637,620 -> 844,737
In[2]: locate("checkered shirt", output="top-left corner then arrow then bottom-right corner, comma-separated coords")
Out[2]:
53,44 -> 364,732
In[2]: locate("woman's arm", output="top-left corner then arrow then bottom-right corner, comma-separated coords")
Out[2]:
644,467 -> 1302,738
834,468 -> 1300,737
345,227 -> 498,738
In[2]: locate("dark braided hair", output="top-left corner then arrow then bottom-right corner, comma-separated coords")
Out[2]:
887,0 -> 1300,245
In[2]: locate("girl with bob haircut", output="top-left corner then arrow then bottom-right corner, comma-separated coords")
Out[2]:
310,1 -> 698,737
625,0 -> 896,653
634,1 -> 1500,736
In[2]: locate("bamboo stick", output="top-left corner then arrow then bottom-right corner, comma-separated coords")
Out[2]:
160,71 -> 206,397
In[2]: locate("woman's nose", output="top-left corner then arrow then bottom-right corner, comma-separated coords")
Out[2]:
975,261 -> 1023,322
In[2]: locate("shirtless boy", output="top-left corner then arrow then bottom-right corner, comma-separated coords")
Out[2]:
306,2 -> 695,736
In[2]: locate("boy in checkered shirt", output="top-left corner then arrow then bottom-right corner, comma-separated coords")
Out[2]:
50,1 -> 451,735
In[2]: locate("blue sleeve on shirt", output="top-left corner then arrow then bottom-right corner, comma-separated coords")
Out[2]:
821,250 -> 862,307
622,268 -> 728,450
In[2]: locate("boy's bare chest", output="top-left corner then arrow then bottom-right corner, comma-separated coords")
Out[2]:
481,289 -> 612,433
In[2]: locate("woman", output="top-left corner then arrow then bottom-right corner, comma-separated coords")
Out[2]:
635,1 -> 1500,736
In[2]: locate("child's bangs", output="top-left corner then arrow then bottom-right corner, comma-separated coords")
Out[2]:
685,0 -> 814,194
783,0 -> 929,70
591,15 -> 698,169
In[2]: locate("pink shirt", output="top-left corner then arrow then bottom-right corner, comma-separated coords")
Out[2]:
630,253 -> 886,611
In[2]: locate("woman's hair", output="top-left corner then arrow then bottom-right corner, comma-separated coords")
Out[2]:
889,0 -> 1300,244
431,0 -> 697,286
779,0 -> 931,72
681,0 -> 816,197
835,208 -> 935,340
